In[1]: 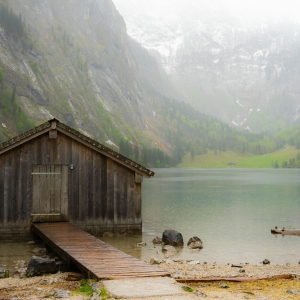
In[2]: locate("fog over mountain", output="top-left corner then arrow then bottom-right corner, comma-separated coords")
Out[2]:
113,0 -> 300,132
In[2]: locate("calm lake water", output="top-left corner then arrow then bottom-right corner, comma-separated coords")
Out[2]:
1,169 -> 300,274
103,168 -> 300,265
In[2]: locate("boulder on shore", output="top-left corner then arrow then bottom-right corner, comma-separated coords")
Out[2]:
26,256 -> 69,277
162,229 -> 184,246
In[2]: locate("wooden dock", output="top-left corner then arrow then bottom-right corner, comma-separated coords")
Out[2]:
32,222 -> 169,279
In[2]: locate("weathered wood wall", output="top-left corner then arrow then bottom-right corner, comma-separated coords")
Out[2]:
0,132 -> 142,239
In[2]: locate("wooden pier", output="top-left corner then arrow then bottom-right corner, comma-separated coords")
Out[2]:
32,222 -> 169,279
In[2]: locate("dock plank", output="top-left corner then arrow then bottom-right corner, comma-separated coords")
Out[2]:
32,222 -> 169,279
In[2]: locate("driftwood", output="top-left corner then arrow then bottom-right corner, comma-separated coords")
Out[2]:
271,228 -> 300,235
176,274 -> 295,283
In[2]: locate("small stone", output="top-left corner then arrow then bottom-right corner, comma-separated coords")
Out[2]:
152,236 -> 162,244
90,293 -> 102,300
53,289 -> 71,298
239,269 -> 245,273
49,278 -> 58,284
262,259 -> 270,265
187,236 -> 202,246
0,267 -> 9,278
136,242 -> 146,247
188,260 -> 201,265
90,282 -> 100,292
150,258 -> 161,265
65,273 -> 83,281
188,241 -> 203,249
162,245 -> 177,254
286,289 -> 300,295
28,241 -> 35,245
195,290 -> 207,297
219,283 -> 229,288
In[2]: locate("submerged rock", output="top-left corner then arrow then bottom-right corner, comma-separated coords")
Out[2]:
162,229 -> 184,246
162,245 -> 177,255
152,236 -> 162,244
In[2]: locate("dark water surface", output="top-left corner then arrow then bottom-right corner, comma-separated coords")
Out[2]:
104,168 -> 300,264
1,169 -> 300,273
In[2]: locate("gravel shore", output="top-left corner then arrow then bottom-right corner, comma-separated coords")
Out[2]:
0,261 -> 300,299
156,260 -> 300,279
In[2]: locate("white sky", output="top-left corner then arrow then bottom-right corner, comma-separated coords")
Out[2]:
113,0 -> 300,22
224,0 -> 300,20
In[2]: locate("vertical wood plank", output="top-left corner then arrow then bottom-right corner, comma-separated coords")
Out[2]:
0,156 -> 4,223
106,158 -> 114,226
71,140 -> 79,222
53,165 -> 61,214
100,156 -> 107,225
19,144 -> 28,225
86,148 -> 93,226
113,162 -> 120,225
120,166 -> 127,225
78,143 -> 85,225
60,165 -> 69,221
31,165 -> 39,218
134,181 -> 142,226
93,152 -> 101,222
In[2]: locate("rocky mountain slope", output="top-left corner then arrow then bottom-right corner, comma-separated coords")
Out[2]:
113,0 -> 300,133
0,0 -> 165,146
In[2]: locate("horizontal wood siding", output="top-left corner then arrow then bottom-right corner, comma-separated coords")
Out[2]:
0,131 -> 143,237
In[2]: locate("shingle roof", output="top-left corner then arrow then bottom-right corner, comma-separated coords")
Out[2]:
0,118 -> 154,177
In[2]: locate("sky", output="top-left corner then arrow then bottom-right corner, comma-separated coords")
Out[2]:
113,0 -> 300,22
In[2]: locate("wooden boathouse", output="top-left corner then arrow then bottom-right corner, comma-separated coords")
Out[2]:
0,118 -> 154,239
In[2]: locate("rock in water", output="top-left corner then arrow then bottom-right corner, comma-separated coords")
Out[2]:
187,236 -> 203,249
262,259 -> 270,265
162,229 -> 184,246
152,236 -> 163,244
162,245 -> 177,255
187,236 -> 202,245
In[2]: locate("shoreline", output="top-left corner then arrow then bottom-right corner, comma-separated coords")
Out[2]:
1,262 -> 299,299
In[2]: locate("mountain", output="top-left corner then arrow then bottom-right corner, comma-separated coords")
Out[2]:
1,0 -> 299,168
0,0 -> 159,144
113,0 -> 300,133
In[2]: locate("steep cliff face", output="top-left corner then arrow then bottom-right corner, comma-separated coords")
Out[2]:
0,0 -> 154,141
113,0 -> 300,132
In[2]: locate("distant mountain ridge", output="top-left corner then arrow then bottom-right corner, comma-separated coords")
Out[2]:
113,0 -> 300,132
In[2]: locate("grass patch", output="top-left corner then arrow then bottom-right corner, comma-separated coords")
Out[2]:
72,279 -> 95,297
182,285 -> 194,292
100,287 -> 110,299
178,146 -> 300,168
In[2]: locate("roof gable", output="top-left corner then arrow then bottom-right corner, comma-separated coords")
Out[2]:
0,119 -> 154,178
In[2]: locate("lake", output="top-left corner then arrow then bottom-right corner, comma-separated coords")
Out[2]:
103,168 -> 300,264
1,168 -> 300,274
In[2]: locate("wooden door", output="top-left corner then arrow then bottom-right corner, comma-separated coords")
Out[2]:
31,165 -> 68,222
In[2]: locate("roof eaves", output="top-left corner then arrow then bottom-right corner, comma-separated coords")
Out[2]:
56,122 -> 155,178
0,121 -> 51,155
